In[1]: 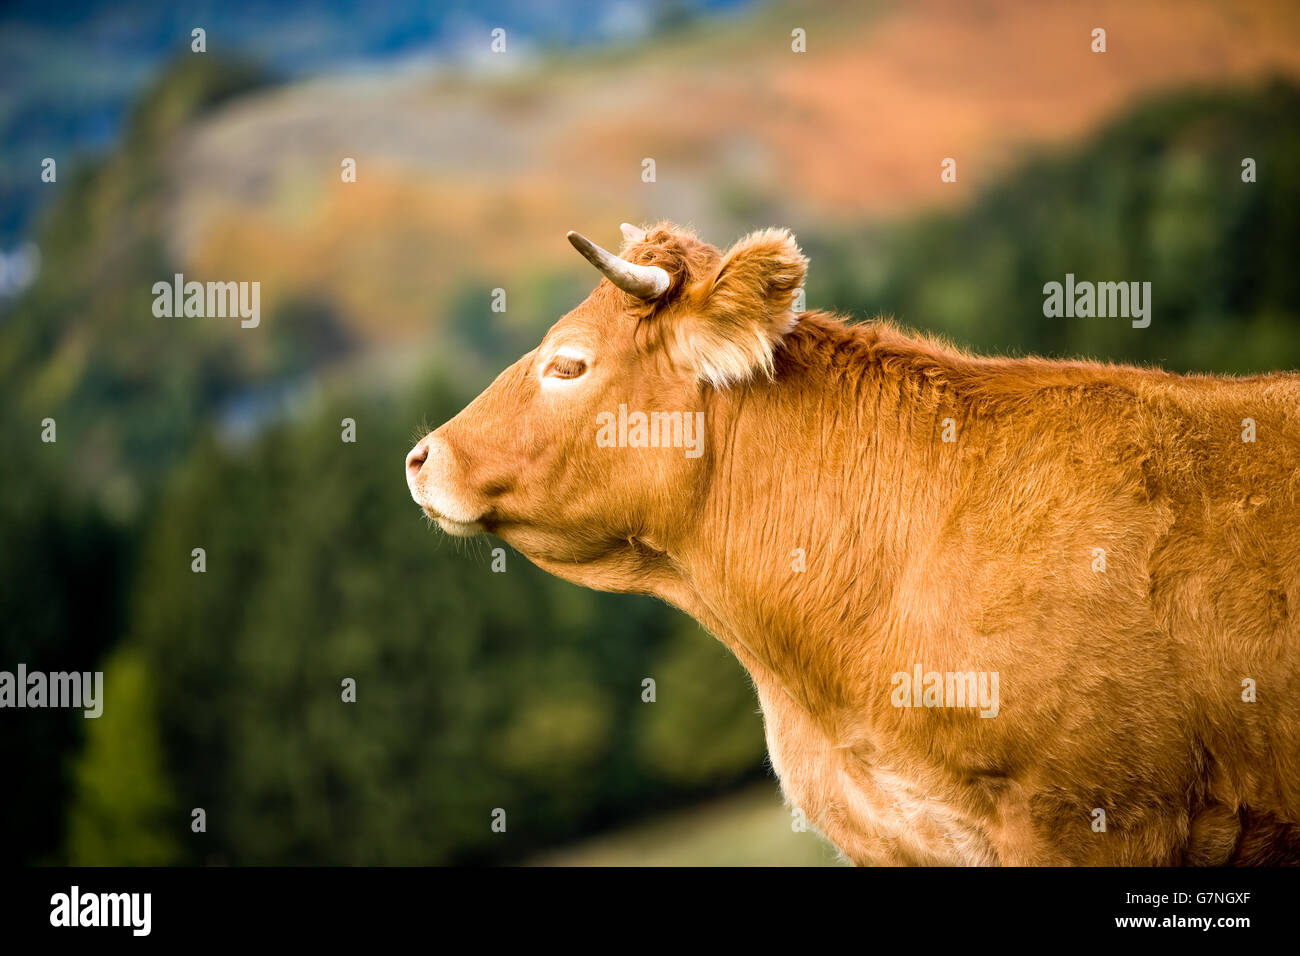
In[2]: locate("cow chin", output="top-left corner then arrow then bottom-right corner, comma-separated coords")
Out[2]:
429,512 -> 484,537
414,495 -> 485,536
411,484 -> 487,536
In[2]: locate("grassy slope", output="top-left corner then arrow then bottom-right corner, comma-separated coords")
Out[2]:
526,783 -> 846,866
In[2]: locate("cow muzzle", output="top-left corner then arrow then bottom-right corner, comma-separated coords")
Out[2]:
405,433 -> 486,536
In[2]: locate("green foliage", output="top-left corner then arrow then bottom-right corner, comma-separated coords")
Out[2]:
445,270 -> 591,377
0,56 -> 275,519
66,646 -> 180,866
637,623 -> 766,784
120,55 -> 270,151
100,380 -> 763,864
0,411 -> 128,864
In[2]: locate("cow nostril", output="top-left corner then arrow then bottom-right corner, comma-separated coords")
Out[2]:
406,441 -> 429,483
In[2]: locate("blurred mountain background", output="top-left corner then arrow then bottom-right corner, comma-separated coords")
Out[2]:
2,0 -> 1299,865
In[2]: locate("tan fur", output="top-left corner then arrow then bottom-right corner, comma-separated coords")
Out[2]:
408,223 -> 1300,866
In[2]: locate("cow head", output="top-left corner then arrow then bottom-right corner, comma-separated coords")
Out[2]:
405,221 -> 807,584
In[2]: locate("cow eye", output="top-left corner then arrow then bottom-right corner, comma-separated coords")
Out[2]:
545,355 -> 588,379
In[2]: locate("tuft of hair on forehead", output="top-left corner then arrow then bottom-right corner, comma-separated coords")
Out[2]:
601,222 -> 808,388
616,222 -> 722,300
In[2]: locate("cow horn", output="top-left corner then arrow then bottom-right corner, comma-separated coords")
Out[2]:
620,222 -> 647,242
567,230 -> 670,300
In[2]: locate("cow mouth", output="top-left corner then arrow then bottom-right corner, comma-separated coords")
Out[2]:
423,507 -> 485,537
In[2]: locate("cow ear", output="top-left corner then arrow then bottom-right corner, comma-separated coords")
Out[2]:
680,228 -> 808,388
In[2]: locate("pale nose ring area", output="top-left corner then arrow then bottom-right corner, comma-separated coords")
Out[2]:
405,439 -> 429,490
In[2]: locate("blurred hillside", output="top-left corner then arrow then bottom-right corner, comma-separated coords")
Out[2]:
0,0 -> 750,245
2,0 -> 1299,866
6,0 -> 1300,514
162,0 -> 1300,346
813,80 -> 1300,374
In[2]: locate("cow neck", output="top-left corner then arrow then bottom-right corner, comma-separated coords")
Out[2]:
673,323 -> 967,728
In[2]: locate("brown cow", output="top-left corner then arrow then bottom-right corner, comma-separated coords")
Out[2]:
406,221 -> 1300,866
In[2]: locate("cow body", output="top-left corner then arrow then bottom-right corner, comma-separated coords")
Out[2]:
673,313 -> 1300,865
408,223 -> 1300,865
